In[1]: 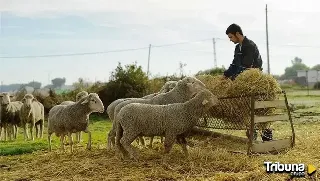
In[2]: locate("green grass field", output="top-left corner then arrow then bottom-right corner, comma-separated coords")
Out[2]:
0,93 -> 320,180
0,115 -> 112,156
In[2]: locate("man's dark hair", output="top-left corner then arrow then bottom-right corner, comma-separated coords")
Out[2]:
226,24 -> 243,35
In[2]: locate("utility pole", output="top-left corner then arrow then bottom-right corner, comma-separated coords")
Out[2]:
213,38 -> 217,68
306,70 -> 309,96
147,44 -> 151,77
266,4 -> 270,74
0,81 -> 3,92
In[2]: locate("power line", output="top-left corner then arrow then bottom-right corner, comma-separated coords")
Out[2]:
152,38 -> 212,48
1,37 -> 320,59
0,38 -> 216,59
0,47 -> 150,59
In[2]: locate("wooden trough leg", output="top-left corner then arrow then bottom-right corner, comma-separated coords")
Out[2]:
247,95 -> 255,155
283,91 -> 295,147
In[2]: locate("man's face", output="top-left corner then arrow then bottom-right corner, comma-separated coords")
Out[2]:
227,33 -> 240,44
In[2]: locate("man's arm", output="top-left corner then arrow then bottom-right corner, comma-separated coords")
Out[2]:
242,45 -> 255,68
223,46 -> 238,78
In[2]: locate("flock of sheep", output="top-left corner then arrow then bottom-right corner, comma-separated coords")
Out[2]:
0,76 -> 219,160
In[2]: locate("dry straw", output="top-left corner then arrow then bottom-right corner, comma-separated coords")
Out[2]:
196,69 -> 282,130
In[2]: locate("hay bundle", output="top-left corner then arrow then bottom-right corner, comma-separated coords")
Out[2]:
196,75 -> 232,97
198,69 -> 282,130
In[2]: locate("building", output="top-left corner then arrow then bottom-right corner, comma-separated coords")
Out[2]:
296,70 -> 320,87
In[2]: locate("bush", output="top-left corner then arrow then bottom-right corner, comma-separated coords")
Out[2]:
33,89 -> 64,116
314,82 -> 320,89
96,62 -> 149,115
196,67 -> 226,76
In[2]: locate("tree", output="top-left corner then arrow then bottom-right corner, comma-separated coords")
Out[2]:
311,64 -> 320,71
26,81 -> 42,89
98,62 -> 149,114
280,57 -> 309,80
291,57 -> 302,65
196,66 -> 226,76
51,77 -> 66,88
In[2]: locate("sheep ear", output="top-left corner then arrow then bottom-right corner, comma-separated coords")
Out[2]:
81,98 -> 89,105
32,98 -> 37,102
202,99 -> 209,105
21,98 -> 26,103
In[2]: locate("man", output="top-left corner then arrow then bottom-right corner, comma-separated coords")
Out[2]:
224,24 -> 272,141
224,23 -> 263,80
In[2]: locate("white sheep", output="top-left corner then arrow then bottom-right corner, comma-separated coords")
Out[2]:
115,89 -> 218,160
106,80 -> 178,149
19,94 -> 45,141
60,90 -> 89,143
108,77 -> 206,149
48,93 -> 104,152
0,92 -> 23,141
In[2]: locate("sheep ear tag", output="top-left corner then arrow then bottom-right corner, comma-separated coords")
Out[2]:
202,99 -> 208,105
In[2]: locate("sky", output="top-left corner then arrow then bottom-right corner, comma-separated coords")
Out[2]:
1,0 -> 320,86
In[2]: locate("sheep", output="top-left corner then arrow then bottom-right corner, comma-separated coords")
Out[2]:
141,81 -> 178,99
107,81 -> 178,123
106,80 -> 178,149
0,92 -> 23,141
19,94 -> 45,141
115,89 -> 218,160
60,91 -> 89,143
108,77 -> 206,149
48,93 -> 104,152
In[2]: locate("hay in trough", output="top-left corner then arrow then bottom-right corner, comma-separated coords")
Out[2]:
196,69 -> 282,130
196,74 -> 233,98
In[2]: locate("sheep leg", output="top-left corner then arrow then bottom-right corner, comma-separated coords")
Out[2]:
120,132 -> 140,160
30,122 -> 35,141
60,134 -> 65,152
160,136 -> 164,143
76,132 -> 82,143
68,132 -> 74,153
148,136 -> 154,148
23,123 -> 28,141
48,133 -> 53,152
14,125 -> 18,140
176,136 -> 189,157
83,129 -> 92,150
164,134 -> 176,154
4,123 -> 7,141
8,124 -> 13,141
40,119 -> 44,139
35,124 -> 39,139
115,122 -> 129,158
7,124 -> 12,141
138,136 -> 145,147
107,127 -> 116,149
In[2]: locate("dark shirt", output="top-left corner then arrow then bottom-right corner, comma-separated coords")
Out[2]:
224,36 -> 263,79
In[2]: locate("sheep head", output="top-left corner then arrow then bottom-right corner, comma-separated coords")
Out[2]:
159,81 -> 178,93
197,89 -> 219,110
80,93 -> 104,113
177,77 -> 207,99
76,91 -> 89,101
182,76 -> 206,89
0,92 -> 14,105
21,94 -> 37,109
